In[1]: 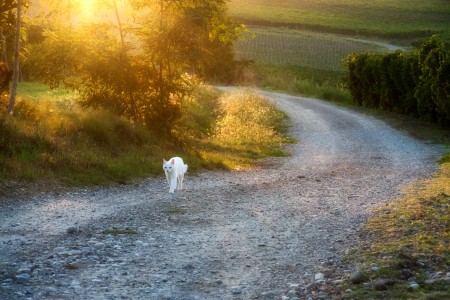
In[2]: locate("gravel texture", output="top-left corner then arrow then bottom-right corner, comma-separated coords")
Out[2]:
0,90 -> 445,299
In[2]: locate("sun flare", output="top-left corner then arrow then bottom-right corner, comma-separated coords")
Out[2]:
75,0 -> 96,20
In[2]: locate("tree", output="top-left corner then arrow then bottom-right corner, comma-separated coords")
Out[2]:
25,0 -> 245,132
0,0 -> 29,114
7,0 -> 22,115
0,0 -> 17,97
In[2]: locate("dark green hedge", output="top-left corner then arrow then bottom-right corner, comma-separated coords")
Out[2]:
344,36 -> 450,126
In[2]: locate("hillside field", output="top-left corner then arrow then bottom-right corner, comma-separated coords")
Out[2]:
228,0 -> 450,39
228,0 -> 450,84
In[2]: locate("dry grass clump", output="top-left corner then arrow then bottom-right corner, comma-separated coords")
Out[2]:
213,90 -> 285,147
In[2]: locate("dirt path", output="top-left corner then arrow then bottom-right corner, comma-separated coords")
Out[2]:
0,90 -> 444,299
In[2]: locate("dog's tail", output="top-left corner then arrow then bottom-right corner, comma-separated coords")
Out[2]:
184,164 -> 188,173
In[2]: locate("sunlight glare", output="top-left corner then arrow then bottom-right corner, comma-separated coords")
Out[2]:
75,0 -> 96,21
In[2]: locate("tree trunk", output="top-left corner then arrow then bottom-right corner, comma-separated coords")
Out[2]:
112,0 -> 125,47
7,0 -> 22,115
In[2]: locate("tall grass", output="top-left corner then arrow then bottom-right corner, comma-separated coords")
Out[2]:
198,89 -> 290,170
213,90 -> 285,147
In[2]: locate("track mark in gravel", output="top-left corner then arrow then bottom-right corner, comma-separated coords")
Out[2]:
0,90 -> 445,299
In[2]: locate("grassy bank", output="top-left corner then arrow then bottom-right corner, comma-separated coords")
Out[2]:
0,82 -> 289,192
343,161 -> 449,299
331,110 -> 450,299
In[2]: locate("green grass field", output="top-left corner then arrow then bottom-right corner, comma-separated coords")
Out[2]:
235,27 -> 389,73
229,0 -> 450,39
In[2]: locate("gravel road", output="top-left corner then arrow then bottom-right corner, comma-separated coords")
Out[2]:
0,90 -> 445,299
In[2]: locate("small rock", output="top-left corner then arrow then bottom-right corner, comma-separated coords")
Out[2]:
231,286 -> 242,294
304,282 -> 316,290
401,269 -> 414,280
314,273 -> 325,282
371,265 -> 380,273
286,289 -> 297,297
63,263 -> 78,270
67,226 -> 78,234
373,279 -> 388,291
261,291 -> 277,298
350,270 -> 367,284
409,283 -> 420,290
15,274 -> 31,284
94,242 -> 105,248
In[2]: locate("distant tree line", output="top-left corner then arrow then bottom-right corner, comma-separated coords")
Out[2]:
344,36 -> 450,126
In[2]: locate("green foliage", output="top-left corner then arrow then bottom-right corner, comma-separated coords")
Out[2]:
344,36 -> 450,126
1,1 -> 31,60
21,0 -> 246,132
23,26 -> 89,88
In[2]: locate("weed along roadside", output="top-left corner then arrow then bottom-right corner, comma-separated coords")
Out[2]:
340,159 -> 450,299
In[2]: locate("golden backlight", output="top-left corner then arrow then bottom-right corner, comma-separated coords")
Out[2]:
74,0 -> 96,21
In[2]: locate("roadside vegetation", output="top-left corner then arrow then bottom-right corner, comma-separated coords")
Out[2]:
345,35 -> 450,126
342,158 -> 449,299
1,1 -> 291,192
0,82 -> 288,189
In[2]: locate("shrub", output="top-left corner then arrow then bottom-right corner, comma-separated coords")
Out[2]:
344,35 -> 450,126
213,90 -> 284,147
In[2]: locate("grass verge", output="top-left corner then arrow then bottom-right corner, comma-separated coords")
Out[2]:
342,162 -> 450,299
339,115 -> 450,299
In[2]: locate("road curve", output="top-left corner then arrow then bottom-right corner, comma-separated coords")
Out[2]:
0,90 -> 444,299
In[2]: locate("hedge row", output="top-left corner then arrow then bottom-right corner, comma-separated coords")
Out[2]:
344,36 -> 450,126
